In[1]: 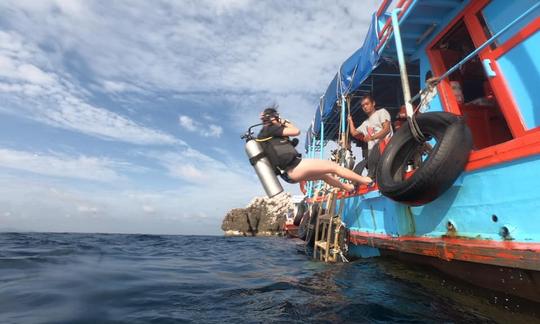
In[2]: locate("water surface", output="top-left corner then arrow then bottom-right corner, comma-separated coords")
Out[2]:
0,233 -> 537,323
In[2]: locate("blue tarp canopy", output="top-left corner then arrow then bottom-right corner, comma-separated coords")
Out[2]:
306,13 -> 382,151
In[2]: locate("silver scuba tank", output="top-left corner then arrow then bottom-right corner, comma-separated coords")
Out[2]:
245,139 -> 284,198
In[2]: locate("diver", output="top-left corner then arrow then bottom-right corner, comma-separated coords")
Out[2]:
257,105 -> 373,193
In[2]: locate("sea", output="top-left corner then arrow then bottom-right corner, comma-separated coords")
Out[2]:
0,233 -> 538,323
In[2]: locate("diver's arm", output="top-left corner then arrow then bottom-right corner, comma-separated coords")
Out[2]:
281,120 -> 300,136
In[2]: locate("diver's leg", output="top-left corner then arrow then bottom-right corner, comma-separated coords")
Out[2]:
319,174 -> 354,191
288,159 -> 372,184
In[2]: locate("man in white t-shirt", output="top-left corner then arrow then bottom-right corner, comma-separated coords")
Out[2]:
347,95 -> 393,179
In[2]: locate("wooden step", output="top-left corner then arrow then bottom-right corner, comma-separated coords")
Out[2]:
317,214 -> 342,223
317,214 -> 332,221
314,240 -> 335,250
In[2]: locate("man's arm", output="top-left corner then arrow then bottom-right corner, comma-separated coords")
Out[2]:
365,120 -> 390,142
347,116 -> 363,139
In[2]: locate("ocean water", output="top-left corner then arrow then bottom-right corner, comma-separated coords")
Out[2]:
0,233 -> 538,323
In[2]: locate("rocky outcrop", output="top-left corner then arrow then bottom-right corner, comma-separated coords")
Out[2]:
221,192 -> 293,236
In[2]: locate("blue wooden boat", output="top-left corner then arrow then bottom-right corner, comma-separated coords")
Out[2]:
301,0 -> 540,302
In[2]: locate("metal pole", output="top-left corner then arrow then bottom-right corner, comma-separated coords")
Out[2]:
318,122 -> 325,190
340,95 -> 347,135
307,135 -> 317,198
391,7 -> 414,118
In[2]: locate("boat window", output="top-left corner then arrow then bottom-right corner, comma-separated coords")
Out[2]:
475,12 -> 497,51
432,19 -> 513,150
480,0 -> 540,46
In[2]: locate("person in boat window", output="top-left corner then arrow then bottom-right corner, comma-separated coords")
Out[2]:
348,95 -> 393,180
257,105 -> 373,192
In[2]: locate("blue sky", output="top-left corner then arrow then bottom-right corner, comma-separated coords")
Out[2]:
0,0 -> 379,235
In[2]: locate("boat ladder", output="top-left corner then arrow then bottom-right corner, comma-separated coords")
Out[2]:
313,190 -> 347,262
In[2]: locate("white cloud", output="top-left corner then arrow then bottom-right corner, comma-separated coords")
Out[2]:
0,1 -> 380,234
179,115 -> 197,132
0,31 -> 181,146
142,205 -> 155,214
77,205 -> 99,213
205,124 -> 223,138
152,148 -> 231,182
0,172 -> 258,235
102,80 -> 143,94
0,148 -> 123,182
0,1 -> 380,123
179,114 -> 223,138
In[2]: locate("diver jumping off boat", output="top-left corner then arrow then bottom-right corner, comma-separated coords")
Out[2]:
243,105 -> 373,197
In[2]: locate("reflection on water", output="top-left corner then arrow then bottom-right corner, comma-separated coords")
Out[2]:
0,233 -> 537,323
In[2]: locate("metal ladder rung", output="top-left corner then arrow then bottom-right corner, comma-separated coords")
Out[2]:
312,191 -> 346,263
314,240 -> 333,250
317,214 -> 332,222
318,214 -> 341,223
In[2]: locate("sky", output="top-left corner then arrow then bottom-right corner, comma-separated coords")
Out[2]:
0,0 -> 380,235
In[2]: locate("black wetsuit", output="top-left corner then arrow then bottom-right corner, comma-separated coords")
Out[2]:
257,124 -> 301,183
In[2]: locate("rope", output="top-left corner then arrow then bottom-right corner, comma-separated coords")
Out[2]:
337,100 -> 343,150
345,96 -> 351,146
409,116 -> 425,143
339,250 -> 349,263
415,79 -> 437,113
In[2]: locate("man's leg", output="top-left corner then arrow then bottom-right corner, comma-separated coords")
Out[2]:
367,143 -> 381,180
353,159 -> 367,176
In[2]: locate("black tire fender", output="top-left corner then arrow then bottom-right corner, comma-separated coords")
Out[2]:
297,210 -> 310,240
377,112 -> 472,205
293,201 -> 307,226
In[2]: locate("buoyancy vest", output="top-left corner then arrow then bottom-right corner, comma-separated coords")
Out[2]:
256,136 -> 300,174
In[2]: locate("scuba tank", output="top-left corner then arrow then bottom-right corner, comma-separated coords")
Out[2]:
242,124 -> 284,198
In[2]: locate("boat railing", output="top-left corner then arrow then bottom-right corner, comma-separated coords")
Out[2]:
375,0 -> 414,53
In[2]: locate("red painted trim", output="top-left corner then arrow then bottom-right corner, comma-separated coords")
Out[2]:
350,230 -> 540,271
377,0 -> 406,40
425,0 -> 540,170
375,0 -> 411,53
307,184 -> 378,204
463,8 -> 528,139
376,0 -> 393,19
425,0 -> 489,116
466,129 -> 540,171
491,17 -> 540,59
481,54 -> 526,135
426,0 -> 489,51
426,49 -> 461,114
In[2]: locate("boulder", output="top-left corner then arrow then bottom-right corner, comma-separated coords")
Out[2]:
221,192 -> 293,236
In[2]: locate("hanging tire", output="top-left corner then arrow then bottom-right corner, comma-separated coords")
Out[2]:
305,204 -> 324,246
297,211 -> 309,240
293,200 -> 307,226
377,112 -> 472,205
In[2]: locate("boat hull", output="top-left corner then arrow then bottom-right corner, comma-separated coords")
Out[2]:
379,249 -> 540,304
333,154 -> 540,302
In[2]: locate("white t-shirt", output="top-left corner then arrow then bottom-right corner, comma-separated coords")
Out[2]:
357,108 -> 393,151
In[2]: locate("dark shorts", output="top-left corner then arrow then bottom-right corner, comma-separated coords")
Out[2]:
280,157 -> 302,184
